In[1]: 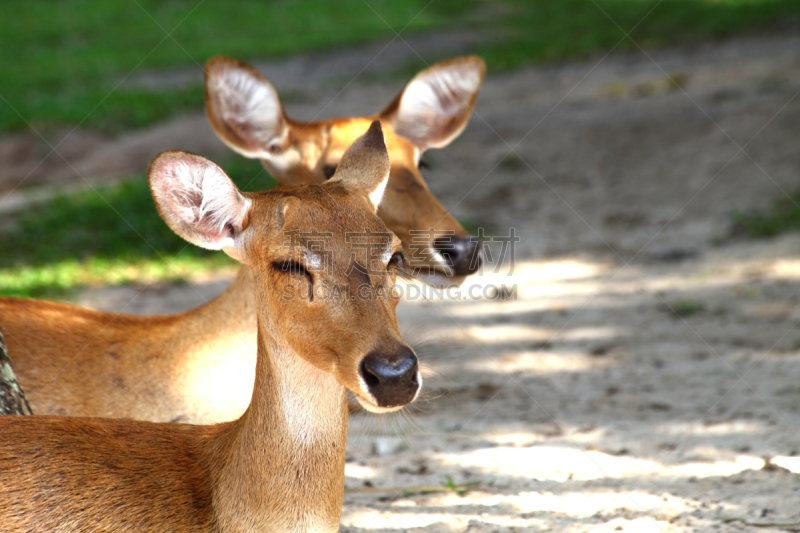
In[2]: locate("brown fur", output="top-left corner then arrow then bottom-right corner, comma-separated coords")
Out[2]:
0,127 -> 413,531
2,56 -> 484,423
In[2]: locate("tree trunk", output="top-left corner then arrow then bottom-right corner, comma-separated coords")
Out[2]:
0,329 -> 33,415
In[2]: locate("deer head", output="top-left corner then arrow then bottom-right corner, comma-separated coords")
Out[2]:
205,56 -> 486,285
150,121 -> 420,412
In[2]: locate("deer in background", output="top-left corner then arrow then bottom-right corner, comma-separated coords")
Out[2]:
204,54 -> 485,283
0,122 -> 419,532
1,56 -> 484,423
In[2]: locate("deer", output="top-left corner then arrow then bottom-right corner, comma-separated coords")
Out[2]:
0,55 -> 484,424
203,54 -> 485,284
0,122 -> 420,532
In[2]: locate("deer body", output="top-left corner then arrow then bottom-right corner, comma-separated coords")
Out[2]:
1,267 -> 257,422
0,124 -> 419,531
1,331 -> 347,532
2,56 -> 484,424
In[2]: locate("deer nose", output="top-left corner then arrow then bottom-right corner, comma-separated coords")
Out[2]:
359,347 -> 419,408
433,236 -> 482,276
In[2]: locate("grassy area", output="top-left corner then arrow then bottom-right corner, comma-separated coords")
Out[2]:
2,1 -> 799,134
667,300 -> 706,318
480,0 -> 800,69
0,0 -> 468,133
731,192 -> 800,239
0,157 -> 272,298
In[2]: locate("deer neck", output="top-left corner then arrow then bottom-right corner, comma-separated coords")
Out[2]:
182,266 -> 257,337
212,309 -> 348,532
145,266 -> 258,424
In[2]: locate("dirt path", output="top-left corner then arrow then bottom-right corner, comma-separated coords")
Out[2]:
19,31 -> 800,531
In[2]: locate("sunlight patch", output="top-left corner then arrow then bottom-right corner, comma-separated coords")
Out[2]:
654,420 -> 766,436
437,445 -> 766,482
345,463 -> 378,480
467,324 -> 623,343
466,350 -> 613,375
769,456 -> 800,473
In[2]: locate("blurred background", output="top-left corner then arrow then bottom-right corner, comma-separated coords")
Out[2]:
2,1 -> 800,531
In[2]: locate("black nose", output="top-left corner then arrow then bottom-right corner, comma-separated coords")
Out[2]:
359,347 -> 419,408
433,236 -> 482,276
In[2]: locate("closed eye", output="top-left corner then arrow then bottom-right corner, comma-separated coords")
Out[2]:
273,261 -> 313,283
389,250 -> 416,282
388,251 -> 406,270
322,164 -> 338,180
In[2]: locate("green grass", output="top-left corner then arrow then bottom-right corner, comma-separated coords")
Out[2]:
0,0 -> 470,133
2,1 -> 800,134
441,475 -> 479,497
479,0 -> 800,70
731,192 -> 800,238
0,157 -> 272,298
667,300 -> 706,318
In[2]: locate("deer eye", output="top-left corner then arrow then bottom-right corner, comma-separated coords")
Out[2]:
418,159 -> 430,170
273,261 -> 312,283
322,164 -> 337,180
388,251 -> 405,270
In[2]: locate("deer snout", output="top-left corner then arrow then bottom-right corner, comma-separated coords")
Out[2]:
359,347 -> 420,408
433,236 -> 482,277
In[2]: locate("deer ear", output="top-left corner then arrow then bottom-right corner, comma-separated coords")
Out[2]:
148,151 -> 251,259
380,56 -> 485,151
205,56 -> 288,159
328,120 -> 390,212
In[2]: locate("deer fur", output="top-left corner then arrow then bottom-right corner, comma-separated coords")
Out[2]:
0,122 -> 419,532
1,56 -> 484,423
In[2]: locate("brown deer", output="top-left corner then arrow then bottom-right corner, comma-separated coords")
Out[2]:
204,54 -> 485,282
0,122 -> 420,532
1,56 -> 484,424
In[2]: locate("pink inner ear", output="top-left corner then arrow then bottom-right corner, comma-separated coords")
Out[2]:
209,64 -> 285,157
420,68 -> 476,116
151,153 -> 248,251
391,63 -> 483,149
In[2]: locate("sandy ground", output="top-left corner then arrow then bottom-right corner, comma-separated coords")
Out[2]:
5,30 -> 800,532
